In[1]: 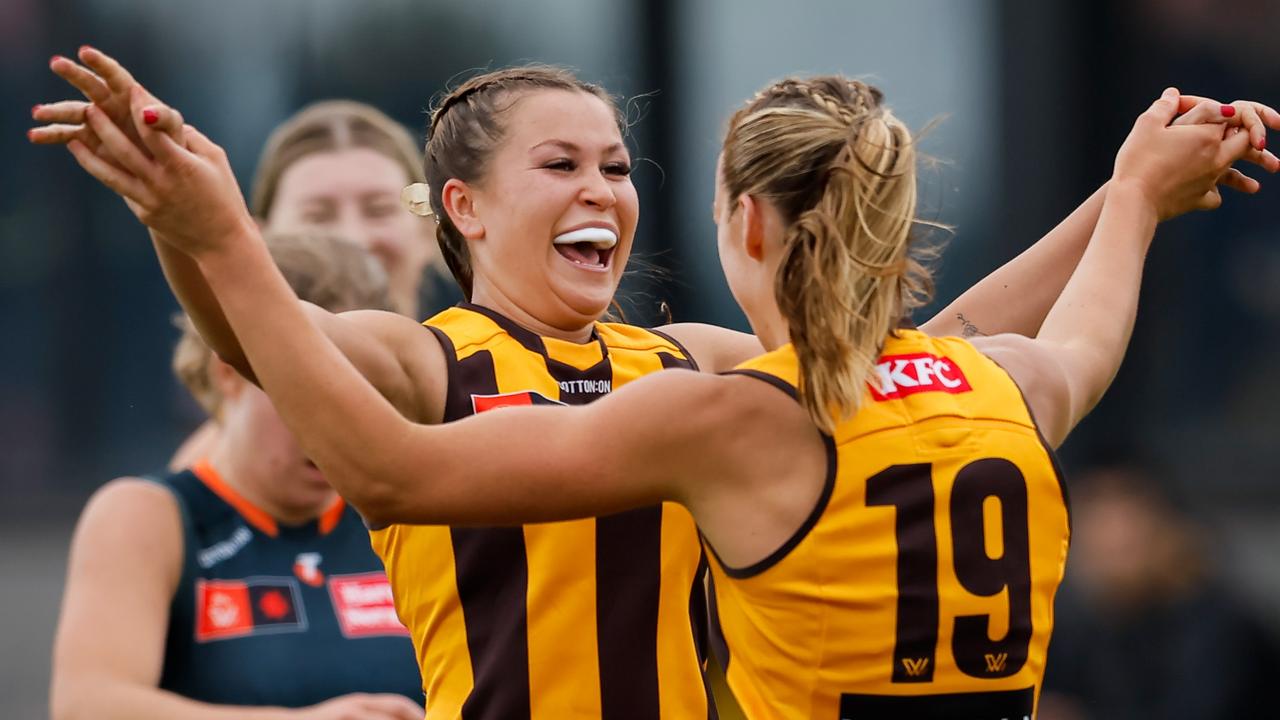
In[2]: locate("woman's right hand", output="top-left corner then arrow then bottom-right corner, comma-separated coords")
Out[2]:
1112,87 -> 1255,220
295,693 -> 423,720
29,46 -> 258,260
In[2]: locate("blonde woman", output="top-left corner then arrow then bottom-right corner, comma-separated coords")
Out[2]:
32,47 -> 1274,720
51,233 -> 423,720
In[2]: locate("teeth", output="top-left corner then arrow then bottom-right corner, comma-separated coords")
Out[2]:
553,227 -> 617,249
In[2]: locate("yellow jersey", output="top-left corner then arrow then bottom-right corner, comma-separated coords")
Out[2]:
706,330 -> 1069,720
369,303 -> 712,720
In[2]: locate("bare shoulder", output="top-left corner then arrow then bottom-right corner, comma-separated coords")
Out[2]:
69,478 -> 184,586
969,334 -> 1073,447
656,322 -> 763,374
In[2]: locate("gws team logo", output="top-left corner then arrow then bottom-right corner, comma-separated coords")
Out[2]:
868,352 -> 972,401
328,572 -> 409,638
194,577 -> 307,642
471,390 -> 566,414
293,552 -> 325,587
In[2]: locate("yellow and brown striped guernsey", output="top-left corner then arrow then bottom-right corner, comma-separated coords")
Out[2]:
369,303 -> 712,720
707,330 -> 1070,720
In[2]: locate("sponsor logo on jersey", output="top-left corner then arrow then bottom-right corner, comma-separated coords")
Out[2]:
984,652 -> 1009,673
197,526 -> 253,569
868,352 -> 972,401
471,390 -> 567,414
557,378 -> 611,396
194,577 -> 307,642
901,657 -> 930,677
294,552 -> 325,587
328,572 -> 409,638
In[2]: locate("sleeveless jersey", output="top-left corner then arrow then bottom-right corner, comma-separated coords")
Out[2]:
157,462 -> 422,707
706,331 -> 1069,720
369,303 -> 712,720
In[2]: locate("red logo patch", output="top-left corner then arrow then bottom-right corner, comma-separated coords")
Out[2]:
868,352 -> 972,401
194,578 -> 306,642
328,573 -> 409,638
471,390 -> 563,414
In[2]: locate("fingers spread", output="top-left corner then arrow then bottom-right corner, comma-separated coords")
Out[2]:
1219,167 -> 1260,194
49,55 -> 110,103
66,139 -> 152,206
27,123 -> 85,145
32,100 -> 92,125
84,104 -> 155,179
79,45 -> 138,95
129,86 -> 187,156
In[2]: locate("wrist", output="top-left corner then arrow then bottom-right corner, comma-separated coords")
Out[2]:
195,217 -> 265,270
1105,178 -> 1161,218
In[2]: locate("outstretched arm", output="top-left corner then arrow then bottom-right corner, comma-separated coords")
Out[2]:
976,89 -> 1257,446
921,94 -> 1279,340
30,48 -> 441,422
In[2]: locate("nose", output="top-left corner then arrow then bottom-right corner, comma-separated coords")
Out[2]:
579,168 -> 616,210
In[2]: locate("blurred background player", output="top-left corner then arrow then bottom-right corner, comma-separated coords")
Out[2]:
169,99 -> 454,470
50,232 -> 424,720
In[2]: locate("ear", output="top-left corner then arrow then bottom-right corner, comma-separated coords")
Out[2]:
739,194 -> 767,262
441,178 -> 485,240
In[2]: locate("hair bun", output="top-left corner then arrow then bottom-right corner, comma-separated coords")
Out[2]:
401,182 -> 434,218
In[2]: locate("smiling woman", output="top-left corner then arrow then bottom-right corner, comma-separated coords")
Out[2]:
34,46 -> 1274,720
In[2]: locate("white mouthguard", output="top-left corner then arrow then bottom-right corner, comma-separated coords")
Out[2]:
553,227 -> 618,249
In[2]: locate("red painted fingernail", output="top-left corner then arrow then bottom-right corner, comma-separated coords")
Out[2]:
1221,104 -> 1236,118
1259,138 -> 1267,151
50,55 -> 64,65
26,129 -> 35,141
143,109 -> 158,125
31,104 -> 40,117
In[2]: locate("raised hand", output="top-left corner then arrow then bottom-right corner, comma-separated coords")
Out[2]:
29,46 -> 184,155
1169,94 -> 1280,201
1113,88 -> 1257,220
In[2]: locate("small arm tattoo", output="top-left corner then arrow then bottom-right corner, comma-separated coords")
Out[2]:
956,313 -> 986,338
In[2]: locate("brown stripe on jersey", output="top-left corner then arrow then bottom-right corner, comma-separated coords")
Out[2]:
595,506 -> 663,719
649,328 -> 700,371
428,325 -> 534,719
451,526 -> 532,720
689,552 -> 719,719
657,348 -> 696,372
706,570 -> 730,671
536,340 -> 665,715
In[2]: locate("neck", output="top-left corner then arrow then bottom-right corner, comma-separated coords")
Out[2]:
470,283 -> 597,344
207,439 -> 332,526
747,298 -> 791,352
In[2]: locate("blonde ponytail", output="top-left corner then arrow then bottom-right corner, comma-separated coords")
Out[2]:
722,77 -> 934,433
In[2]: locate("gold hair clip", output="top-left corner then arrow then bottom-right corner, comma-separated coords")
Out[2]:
401,182 -> 434,218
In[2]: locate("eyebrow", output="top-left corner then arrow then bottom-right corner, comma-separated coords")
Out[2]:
529,139 -> 627,155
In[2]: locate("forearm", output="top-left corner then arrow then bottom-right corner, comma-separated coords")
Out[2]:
55,681 -> 294,720
196,233 -> 409,512
1036,181 -> 1156,419
152,231 -> 253,379
923,182 -> 1107,338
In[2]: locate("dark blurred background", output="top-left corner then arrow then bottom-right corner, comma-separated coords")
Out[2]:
2,1 -> 1279,717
